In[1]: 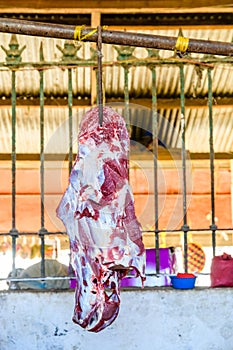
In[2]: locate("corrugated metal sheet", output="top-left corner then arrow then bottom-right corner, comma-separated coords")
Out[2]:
0,105 -> 232,154
0,28 -> 232,97
0,27 -> 232,155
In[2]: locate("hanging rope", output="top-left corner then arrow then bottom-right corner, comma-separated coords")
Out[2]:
175,36 -> 189,53
74,25 -> 98,41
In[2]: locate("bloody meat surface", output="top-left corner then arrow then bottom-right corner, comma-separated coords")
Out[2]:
57,106 -> 145,332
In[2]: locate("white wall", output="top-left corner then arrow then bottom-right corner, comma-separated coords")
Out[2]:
1,288 -> 233,350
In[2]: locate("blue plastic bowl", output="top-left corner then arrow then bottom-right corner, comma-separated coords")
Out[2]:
170,276 -> 196,290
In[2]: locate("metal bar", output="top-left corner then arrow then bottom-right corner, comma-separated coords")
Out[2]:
151,66 -> 160,275
97,25 -> 103,126
95,68 -> 98,105
38,43 -> 46,279
2,226 -> 233,237
39,54 -> 45,230
208,68 -> 217,256
39,233 -> 45,279
10,69 -> 18,277
11,233 -> 17,277
11,70 -> 16,230
68,68 -> 73,175
0,57 -> 229,71
5,276 -> 72,282
3,270 -> 215,286
0,18 -> 232,56
180,64 -> 189,273
123,66 -> 130,130
2,150 -> 233,161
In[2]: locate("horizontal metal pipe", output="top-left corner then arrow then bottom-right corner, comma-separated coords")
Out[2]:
0,17 -> 232,56
1,227 -> 233,236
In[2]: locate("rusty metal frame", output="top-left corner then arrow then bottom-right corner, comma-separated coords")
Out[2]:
0,18 -> 232,288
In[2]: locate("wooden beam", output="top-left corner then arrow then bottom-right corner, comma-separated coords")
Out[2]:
0,0 -> 232,10
0,97 -> 233,109
0,1 -> 232,13
0,8 -> 232,14
108,97 -> 233,109
0,152 -> 232,161
0,97 -> 91,107
0,13 -> 232,30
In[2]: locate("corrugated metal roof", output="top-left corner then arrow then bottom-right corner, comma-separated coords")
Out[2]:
0,27 -> 232,155
0,105 -> 232,154
0,28 -> 232,98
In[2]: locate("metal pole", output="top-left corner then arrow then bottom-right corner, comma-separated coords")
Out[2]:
180,64 -> 189,273
10,69 -> 18,277
11,70 -> 16,230
151,66 -> 160,275
68,68 -> 73,174
123,66 -> 130,129
97,25 -> 103,126
39,45 -> 45,230
0,18 -> 232,56
39,44 -> 46,279
207,68 -> 217,256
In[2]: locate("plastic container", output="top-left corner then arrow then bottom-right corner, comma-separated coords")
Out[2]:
121,248 -> 175,287
170,274 -> 196,290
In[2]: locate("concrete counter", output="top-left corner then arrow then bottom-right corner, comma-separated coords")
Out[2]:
1,287 -> 232,350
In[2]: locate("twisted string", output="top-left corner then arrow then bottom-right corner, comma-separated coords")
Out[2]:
175,36 -> 189,53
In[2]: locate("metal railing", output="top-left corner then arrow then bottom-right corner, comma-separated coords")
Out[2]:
0,21 -> 232,289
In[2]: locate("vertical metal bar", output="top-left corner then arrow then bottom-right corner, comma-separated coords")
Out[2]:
40,63 -> 45,230
68,68 -> 73,175
123,65 -> 131,184
180,64 -> 189,272
151,66 -> 160,275
10,69 -> 18,276
39,43 -> 46,280
95,68 -> 99,105
97,25 -> 103,126
39,233 -> 46,286
208,68 -> 217,256
11,233 -> 17,276
11,70 -> 16,230
68,67 -> 74,281
124,66 -> 130,131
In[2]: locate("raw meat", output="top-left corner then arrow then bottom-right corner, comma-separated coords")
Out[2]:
57,106 -> 145,332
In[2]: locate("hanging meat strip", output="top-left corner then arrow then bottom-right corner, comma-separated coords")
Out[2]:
57,106 -> 145,332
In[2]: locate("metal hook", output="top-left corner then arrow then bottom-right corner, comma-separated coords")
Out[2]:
97,25 -> 103,127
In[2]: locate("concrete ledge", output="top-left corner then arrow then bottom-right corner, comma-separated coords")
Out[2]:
1,287 -> 233,350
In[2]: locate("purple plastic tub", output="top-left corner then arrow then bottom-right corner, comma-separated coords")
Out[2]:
121,248 -> 176,287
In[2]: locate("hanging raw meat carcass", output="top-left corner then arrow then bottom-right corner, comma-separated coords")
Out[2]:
57,106 -> 145,332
